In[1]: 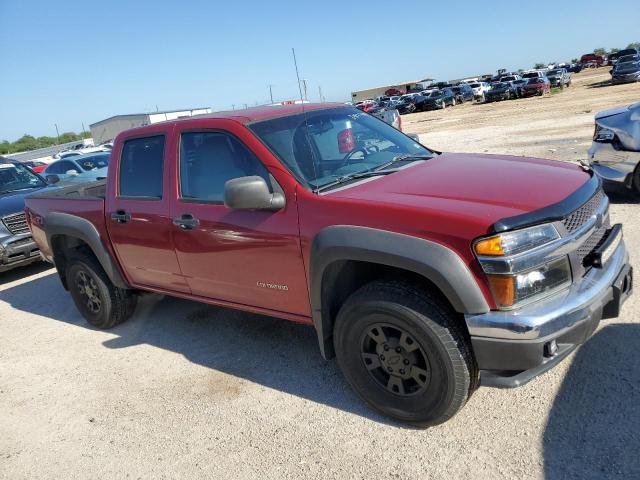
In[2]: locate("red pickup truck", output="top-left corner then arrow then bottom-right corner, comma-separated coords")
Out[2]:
25,104 -> 633,426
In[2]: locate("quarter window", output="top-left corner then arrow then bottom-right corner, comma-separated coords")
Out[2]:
179,132 -> 270,203
119,135 -> 164,198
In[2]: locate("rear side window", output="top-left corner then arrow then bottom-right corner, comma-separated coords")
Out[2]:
119,135 -> 164,198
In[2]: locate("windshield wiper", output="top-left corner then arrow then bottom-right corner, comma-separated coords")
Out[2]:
372,153 -> 432,172
315,169 -> 401,193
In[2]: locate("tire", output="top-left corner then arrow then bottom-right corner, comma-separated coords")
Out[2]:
633,165 -> 640,195
440,101 -> 446,110
66,253 -> 137,329
333,280 -> 477,427
452,97 -> 457,106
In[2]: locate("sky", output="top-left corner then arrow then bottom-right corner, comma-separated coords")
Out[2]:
1,0 -> 638,141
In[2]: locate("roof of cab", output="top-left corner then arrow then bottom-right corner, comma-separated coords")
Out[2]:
192,102 -> 347,124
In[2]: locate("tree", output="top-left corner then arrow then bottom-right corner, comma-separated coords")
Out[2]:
571,58 -> 579,63
593,48 -> 607,54
610,48 -> 620,54
534,63 -> 546,69
627,42 -> 640,50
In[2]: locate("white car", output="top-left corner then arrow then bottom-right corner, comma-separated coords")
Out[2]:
468,81 -> 491,99
500,75 -> 521,83
53,145 -> 109,159
42,151 -> 111,183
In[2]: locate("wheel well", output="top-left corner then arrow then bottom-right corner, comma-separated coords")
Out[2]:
319,260 -> 466,358
50,235 -> 98,290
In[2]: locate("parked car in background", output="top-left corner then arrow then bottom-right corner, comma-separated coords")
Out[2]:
484,82 -> 517,102
355,101 -> 377,113
546,68 -> 572,89
22,160 -> 48,174
608,48 -> 640,66
511,79 -> 528,97
396,96 -> 417,114
563,63 -> 583,73
0,156 -> 47,272
367,106 -> 402,130
449,84 -> 474,104
588,102 -> 640,194
521,76 -> 550,97
469,81 -> 491,100
580,53 -> 607,67
416,89 -> 456,110
46,167 -> 109,187
42,151 -> 111,183
611,55 -> 640,85
522,71 -> 545,80
499,74 -> 521,84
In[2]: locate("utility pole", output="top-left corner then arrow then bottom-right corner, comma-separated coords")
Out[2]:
81,122 -> 87,138
54,123 -> 60,144
318,86 -> 324,102
243,103 -> 248,109
232,104 -> 236,110
268,84 -> 274,103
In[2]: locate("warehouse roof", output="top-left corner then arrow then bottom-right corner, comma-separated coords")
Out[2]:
89,108 -> 211,127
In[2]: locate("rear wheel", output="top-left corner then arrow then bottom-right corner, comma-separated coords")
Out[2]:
452,97 -> 457,106
633,165 -> 640,195
333,280 -> 476,427
66,254 -> 137,329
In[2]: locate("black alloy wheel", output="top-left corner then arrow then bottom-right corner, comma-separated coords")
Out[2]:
361,323 -> 430,396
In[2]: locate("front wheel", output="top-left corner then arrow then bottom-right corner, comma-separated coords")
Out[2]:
66,254 -> 137,329
334,280 -> 476,427
451,97 -> 457,106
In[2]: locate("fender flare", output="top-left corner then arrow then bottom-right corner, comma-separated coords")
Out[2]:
309,226 -> 490,358
45,212 -> 129,289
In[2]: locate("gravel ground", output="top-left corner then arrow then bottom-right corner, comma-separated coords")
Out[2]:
1,69 -> 639,480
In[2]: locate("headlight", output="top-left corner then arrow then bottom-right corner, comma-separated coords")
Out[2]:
474,224 -> 560,256
485,257 -> 572,309
474,224 -> 572,309
593,125 -> 615,143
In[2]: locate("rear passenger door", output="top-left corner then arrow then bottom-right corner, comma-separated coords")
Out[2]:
170,126 -> 310,316
106,130 -> 190,293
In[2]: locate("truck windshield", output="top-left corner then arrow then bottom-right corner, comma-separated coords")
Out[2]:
0,162 -> 46,193
249,107 -> 433,191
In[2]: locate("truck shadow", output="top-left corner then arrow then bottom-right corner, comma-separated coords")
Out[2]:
543,324 -> 640,479
0,272 -> 391,425
0,261 -> 52,286
604,184 -> 640,205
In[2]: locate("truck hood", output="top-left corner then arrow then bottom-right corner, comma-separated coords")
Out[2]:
329,153 -> 590,233
0,187 -> 46,217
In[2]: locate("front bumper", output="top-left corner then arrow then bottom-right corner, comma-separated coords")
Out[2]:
0,233 -> 41,272
588,141 -> 640,187
612,73 -> 640,84
466,237 -> 632,388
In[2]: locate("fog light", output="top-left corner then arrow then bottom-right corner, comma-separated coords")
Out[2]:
544,340 -> 558,357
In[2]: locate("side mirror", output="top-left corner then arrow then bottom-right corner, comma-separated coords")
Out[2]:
66,169 -> 79,176
46,174 -> 60,184
224,176 -> 285,211
407,133 -> 420,143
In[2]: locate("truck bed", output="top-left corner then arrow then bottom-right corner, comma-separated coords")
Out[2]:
27,179 -> 107,200
24,180 -> 109,262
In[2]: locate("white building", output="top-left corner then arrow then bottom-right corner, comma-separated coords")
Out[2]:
89,107 -> 211,144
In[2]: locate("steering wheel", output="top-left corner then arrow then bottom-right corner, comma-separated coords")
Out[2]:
341,147 -> 368,167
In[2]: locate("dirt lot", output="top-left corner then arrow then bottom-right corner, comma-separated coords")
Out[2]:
1,69 -> 639,480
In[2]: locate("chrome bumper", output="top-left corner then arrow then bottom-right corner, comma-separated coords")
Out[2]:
0,234 -> 41,272
466,239 -> 629,341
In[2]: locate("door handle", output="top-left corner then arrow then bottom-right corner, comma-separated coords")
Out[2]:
173,213 -> 200,230
111,210 -> 131,224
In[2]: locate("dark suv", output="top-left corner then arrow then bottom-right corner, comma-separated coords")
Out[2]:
450,84 -> 475,104
0,156 -> 47,272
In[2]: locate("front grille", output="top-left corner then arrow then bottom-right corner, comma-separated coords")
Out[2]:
576,225 -> 609,267
2,212 -> 29,235
562,190 -> 605,234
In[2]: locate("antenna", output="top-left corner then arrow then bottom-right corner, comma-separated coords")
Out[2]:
292,47 -> 320,192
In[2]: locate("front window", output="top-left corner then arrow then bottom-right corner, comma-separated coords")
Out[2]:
249,107 -> 433,191
0,162 -> 46,194
429,91 -> 443,97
